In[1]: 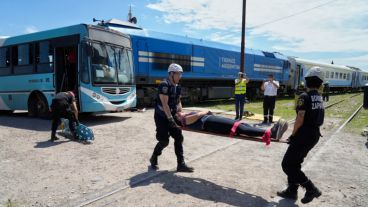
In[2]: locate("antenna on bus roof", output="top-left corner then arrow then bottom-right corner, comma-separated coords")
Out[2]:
93,18 -> 105,26
127,5 -> 137,24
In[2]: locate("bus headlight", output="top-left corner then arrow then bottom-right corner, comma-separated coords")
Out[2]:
127,92 -> 136,101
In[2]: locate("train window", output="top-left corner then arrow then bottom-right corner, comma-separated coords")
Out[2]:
262,51 -> 275,58
339,73 -> 342,79
347,73 -> 350,80
330,72 -> 334,79
335,72 -> 338,79
325,71 -> 329,79
343,73 -> 347,80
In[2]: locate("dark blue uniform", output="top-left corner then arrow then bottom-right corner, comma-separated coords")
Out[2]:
51,92 -> 77,139
153,79 -> 185,164
282,90 -> 324,185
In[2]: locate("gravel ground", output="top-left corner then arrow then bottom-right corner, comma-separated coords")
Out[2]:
0,108 -> 367,207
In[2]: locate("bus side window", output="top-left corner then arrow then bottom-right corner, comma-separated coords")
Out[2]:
0,47 -> 11,76
36,41 -> 53,73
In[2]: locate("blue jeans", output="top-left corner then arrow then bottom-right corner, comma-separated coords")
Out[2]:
235,94 -> 246,119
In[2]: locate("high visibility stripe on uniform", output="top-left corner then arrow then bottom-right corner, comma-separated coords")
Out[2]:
235,80 -> 246,94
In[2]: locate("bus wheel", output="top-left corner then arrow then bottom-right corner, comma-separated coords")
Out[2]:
36,95 -> 51,119
28,93 -> 50,119
28,97 -> 38,117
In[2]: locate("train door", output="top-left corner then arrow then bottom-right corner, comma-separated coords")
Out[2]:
192,45 -> 205,73
351,71 -> 357,88
295,64 -> 303,88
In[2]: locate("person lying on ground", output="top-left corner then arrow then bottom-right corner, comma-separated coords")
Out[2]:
175,111 -> 288,144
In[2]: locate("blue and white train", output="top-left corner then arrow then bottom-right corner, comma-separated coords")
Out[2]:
287,57 -> 368,93
102,19 -> 366,104
102,19 -> 290,104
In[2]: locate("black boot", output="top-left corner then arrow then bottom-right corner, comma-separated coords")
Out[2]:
262,116 -> 268,124
177,162 -> 194,173
50,132 -> 59,141
150,154 -> 159,170
277,183 -> 299,200
269,116 -> 273,123
301,180 -> 322,204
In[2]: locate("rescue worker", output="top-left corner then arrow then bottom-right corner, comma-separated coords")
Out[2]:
322,81 -> 330,102
149,63 -> 194,172
234,72 -> 249,120
261,74 -> 279,123
277,66 -> 324,204
50,91 -> 79,141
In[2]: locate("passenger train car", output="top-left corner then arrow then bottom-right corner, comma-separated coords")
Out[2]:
287,57 -> 367,93
102,19 -> 290,104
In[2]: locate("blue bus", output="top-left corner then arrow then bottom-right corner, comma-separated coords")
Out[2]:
101,19 -> 290,104
0,24 -> 136,118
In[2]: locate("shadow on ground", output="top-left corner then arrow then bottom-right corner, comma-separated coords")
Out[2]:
0,112 -> 130,131
129,170 -> 299,207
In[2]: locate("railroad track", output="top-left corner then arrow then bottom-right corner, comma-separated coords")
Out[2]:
287,93 -> 362,124
61,94 -> 364,207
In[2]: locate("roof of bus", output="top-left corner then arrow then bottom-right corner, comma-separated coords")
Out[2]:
106,23 -> 288,60
0,24 -> 90,46
294,57 -> 354,71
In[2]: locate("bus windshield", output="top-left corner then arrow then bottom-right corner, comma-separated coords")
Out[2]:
91,41 -> 133,85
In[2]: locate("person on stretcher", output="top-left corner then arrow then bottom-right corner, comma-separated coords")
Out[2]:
176,111 -> 288,142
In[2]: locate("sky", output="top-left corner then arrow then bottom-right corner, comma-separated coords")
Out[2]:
0,0 -> 367,70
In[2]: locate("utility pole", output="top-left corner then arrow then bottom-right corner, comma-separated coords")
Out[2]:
240,0 -> 246,73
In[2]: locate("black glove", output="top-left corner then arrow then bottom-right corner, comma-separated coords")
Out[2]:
168,116 -> 180,129
287,135 -> 295,144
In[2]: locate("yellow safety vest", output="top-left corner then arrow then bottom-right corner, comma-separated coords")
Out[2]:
235,79 -> 247,95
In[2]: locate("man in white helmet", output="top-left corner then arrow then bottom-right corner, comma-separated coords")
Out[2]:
277,66 -> 324,204
149,63 -> 194,172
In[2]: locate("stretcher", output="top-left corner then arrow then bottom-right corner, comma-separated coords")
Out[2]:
181,121 -> 288,146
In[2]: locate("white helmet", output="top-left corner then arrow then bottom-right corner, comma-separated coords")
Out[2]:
305,66 -> 324,82
168,63 -> 183,73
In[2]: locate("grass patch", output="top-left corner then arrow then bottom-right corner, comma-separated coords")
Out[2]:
189,93 -> 362,121
325,94 -> 363,121
345,104 -> 368,134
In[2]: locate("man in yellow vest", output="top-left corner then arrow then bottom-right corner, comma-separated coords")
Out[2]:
234,72 -> 249,120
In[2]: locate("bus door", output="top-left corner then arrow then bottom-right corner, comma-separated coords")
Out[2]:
54,46 -> 78,93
